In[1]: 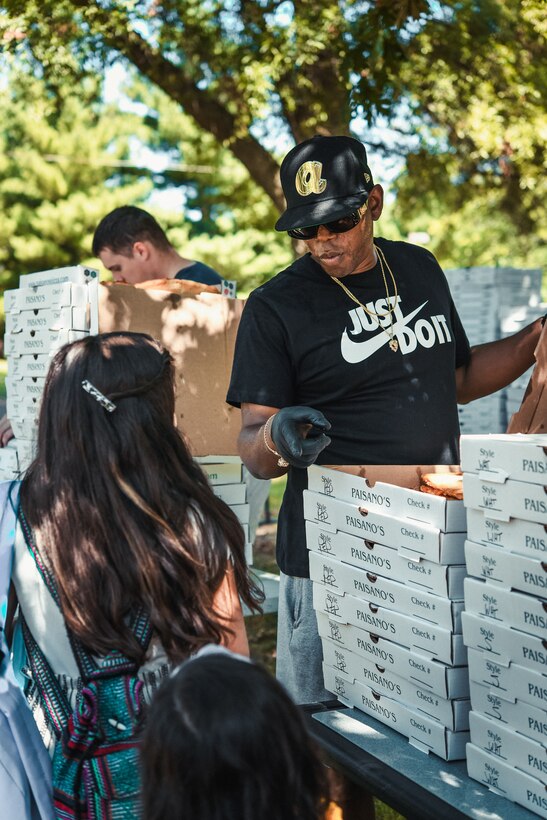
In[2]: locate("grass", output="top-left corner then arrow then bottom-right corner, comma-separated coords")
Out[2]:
0,358 -> 6,400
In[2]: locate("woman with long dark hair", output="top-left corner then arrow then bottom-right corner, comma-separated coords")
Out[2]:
141,648 -> 331,820
6,331 -> 263,817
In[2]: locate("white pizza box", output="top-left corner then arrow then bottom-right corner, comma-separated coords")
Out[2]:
317,612 -> 469,699
469,710 -> 547,784
303,490 -> 465,565
198,461 -> 242,485
211,482 -> 246,505
7,353 -> 54,379
310,550 -> 463,632
313,583 -> 467,666
18,265 -> 99,289
8,417 -> 38,441
6,394 -> 40,420
467,742 -> 547,818
469,679 -> 546,747
464,577 -> 547,641
230,503 -> 250,525
321,638 -> 470,731
322,663 -> 469,760
3,281 -> 89,312
4,328 -> 89,357
0,445 -> 19,473
194,455 -> 242,464
5,305 -> 89,334
463,472 -> 547,525
307,464 -> 466,532
306,521 -> 466,599
14,438 -> 35,472
467,647 -> 547,714
461,434 -> 547,485
465,539 -> 547,597
4,376 -> 45,402
461,611 -> 547,677
466,507 -> 546,561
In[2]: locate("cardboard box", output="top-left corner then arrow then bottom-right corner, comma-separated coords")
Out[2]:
18,265 -> 99,289
3,282 -> 89,312
4,328 -> 88,357
6,394 -> 40,420
465,539 -> 547,597
322,663 -> 469,760
5,305 -> 89,334
317,612 -> 469,698
8,417 -> 38,441
468,679 -> 546,747
467,742 -> 547,818
97,283 -> 243,456
308,464 -> 466,532
464,577 -> 547,641
306,521 -> 466,599
310,551 -> 464,632
461,434 -> 547,485
321,638 -> 470,730
313,583 -> 467,666
0,445 -> 19,472
467,647 -> 547,714
469,710 -> 546,784
466,507 -> 546,561
198,461 -> 242,485
461,611 -> 547,676
8,353 -> 54,379
211,483 -> 246,505
463,472 -> 547,525
508,322 -> 547,435
303,490 -> 466,565
231,504 -> 250,525
4,377 -> 45,402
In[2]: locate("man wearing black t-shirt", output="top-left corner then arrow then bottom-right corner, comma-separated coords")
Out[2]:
92,206 -> 223,287
227,135 -> 543,705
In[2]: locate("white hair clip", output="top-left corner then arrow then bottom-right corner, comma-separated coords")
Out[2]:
82,380 -> 117,413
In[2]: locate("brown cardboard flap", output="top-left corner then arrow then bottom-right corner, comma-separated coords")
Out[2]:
98,283 -> 243,455
325,464 -> 461,491
507,322 -> 547,434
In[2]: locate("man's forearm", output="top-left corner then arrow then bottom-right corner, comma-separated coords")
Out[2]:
456,318 -> 543,404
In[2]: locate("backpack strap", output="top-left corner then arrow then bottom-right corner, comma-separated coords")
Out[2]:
17,508 -> 153,682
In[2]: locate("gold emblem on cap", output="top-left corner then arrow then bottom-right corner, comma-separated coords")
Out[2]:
364,172 -> 371,183
295,161 -> 327,196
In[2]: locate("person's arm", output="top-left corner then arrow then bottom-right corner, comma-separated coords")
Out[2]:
238,403 -> 332,479
456,317 -> 543,404
214,564 -> 250,657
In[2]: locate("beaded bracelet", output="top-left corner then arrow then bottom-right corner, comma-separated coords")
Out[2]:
263,415 -> 289,468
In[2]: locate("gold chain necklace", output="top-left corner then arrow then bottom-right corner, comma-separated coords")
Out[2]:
331,243 -> 400,352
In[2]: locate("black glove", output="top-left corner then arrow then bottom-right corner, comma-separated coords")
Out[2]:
270,406 -> 331,469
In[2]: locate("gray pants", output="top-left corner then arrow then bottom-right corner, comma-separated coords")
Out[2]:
276,572 -> 330,704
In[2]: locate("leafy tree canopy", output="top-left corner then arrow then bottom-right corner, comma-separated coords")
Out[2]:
0,0 -> 545,274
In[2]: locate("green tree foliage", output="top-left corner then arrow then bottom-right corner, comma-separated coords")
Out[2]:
0,67 -> 152,288
0,1 -> 545,272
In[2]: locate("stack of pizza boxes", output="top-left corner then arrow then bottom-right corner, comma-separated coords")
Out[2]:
195,456 -> 252,564
460,434 -> 547,818
305,464 -> 470,760
445,266 -> 542,434
0,266 -> 98,481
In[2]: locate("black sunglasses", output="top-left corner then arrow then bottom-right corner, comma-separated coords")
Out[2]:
287,203 -> 367,240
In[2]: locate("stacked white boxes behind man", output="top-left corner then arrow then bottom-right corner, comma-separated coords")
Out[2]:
0,266 -> 99,480
305,464 -> 470,760
461,434 -> 547,818
445,267 -> 543,434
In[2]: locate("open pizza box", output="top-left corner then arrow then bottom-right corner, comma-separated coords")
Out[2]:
507,321 -> 547,434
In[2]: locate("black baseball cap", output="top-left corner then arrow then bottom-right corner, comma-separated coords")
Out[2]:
275,135 -> 374,232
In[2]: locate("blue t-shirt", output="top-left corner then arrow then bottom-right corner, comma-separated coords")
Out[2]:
175,261 -> 222,286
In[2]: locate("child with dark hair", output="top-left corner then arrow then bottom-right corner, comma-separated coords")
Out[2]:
4,331 -> 263,817
141,648 -> 331,820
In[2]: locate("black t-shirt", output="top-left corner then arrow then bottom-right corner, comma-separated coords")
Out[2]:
227,238 -> 471,577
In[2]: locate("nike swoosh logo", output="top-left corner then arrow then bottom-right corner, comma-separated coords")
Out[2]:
341,301 -> 428,363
